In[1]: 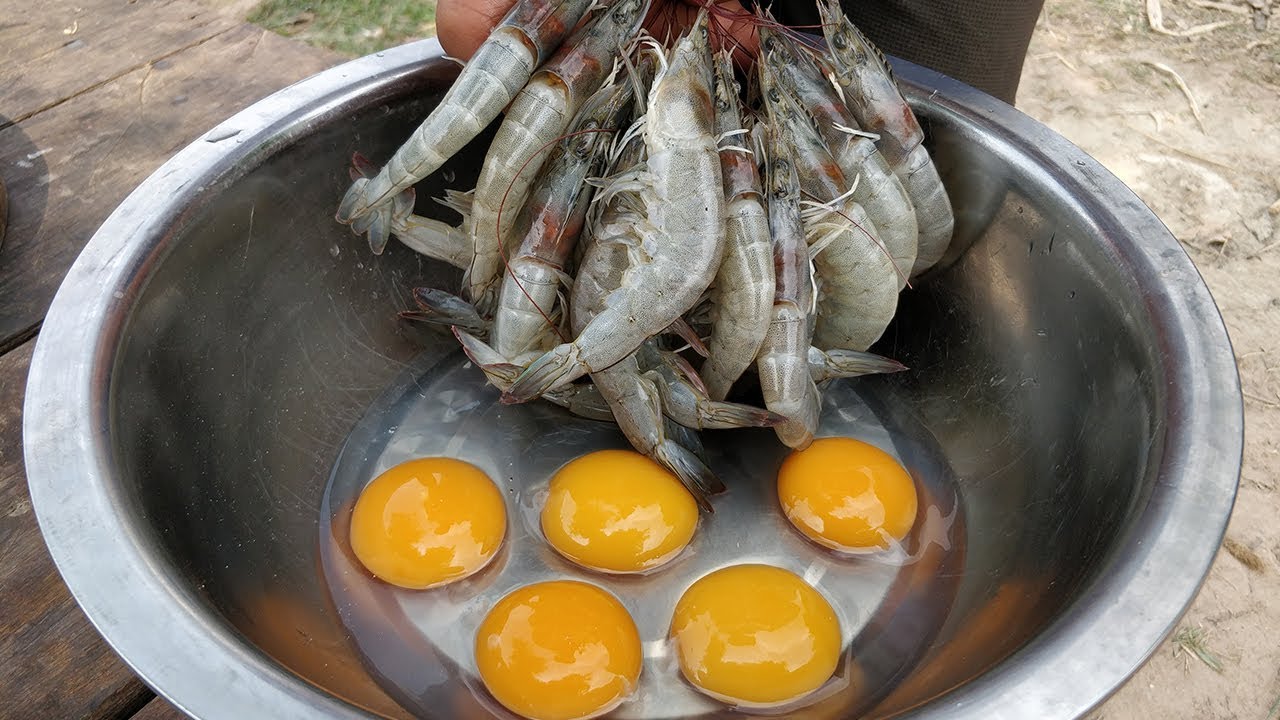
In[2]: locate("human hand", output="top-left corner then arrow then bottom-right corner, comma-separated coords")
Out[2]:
436,0 -> 761,64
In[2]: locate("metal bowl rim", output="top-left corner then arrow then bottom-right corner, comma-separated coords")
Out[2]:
22,39 -> 1242,720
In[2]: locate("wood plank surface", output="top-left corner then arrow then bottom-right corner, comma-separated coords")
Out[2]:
0,340 -> 154,719
131,698 -> 190,720
0,0 -> 238,127
0,21 -> 341,348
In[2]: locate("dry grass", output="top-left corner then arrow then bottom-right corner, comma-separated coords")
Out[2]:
1173,626 -> 1226,673
1224,537 -> 1269,573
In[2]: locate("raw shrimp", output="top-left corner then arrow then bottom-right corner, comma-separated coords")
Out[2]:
491,74 -> 636,363
759,55 -> 898,353
756,124 -> 820,450
700,50 -> 774,402
464,0 -> 650,312
639,345 -> 784,430
759,26 -> 919,290
570,169 -> 723,509
817,0 -> 954,276
335,0 -> 596,254
505,16 -> 725,402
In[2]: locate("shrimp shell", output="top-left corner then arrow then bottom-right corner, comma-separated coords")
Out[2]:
759,26 -> 918,290
701,50 -> 774,402
505,16 -> 725,402
491,75 -> 636,362
335,0 -> 596,253
756,124 -> 820,450
570,159 -> 723,508
759,52 -> 899,353
816,0 -> 955,277
464,0 -> 650,311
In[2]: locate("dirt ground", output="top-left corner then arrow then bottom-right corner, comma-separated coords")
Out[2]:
1017,0 -> 1280,717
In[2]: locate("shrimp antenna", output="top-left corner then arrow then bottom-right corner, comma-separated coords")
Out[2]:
701,0 -> 755,64
620,31 -> 656,115
800,195 -> 911,289
753,3 -> 829,54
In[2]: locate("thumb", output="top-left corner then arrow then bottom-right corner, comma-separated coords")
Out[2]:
436,0 -> 517,60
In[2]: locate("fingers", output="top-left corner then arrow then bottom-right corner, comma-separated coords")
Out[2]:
436,0 -> 516,60
645,0 -> 761,66
436,0 -> 765,64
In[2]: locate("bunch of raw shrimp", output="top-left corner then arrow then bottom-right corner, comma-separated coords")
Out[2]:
335,0 -> 955,509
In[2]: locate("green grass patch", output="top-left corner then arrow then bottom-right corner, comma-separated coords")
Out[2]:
248,0 -> 438,57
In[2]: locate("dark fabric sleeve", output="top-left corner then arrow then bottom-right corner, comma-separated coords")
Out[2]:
769,1 -> 1046,105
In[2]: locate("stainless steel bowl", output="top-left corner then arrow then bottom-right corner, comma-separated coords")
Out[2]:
24,40 -> 1242,720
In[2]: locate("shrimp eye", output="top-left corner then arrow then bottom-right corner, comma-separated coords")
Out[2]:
832,34 -> 847,50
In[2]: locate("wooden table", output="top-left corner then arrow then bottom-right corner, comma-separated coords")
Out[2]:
0,2 -> 342,716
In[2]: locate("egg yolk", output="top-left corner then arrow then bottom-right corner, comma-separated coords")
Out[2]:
669,564 -> 842,707
777,437 -> 918,552
475,581 -> 642,720
349,457 -> 506,589
541,449 -> 698,573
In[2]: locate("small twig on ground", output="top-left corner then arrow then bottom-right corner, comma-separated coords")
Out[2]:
1223,537 -> 1268,572
1266,690 -> 1280,720
1032,51 -> 1079,72
1143,61 -> 1209,134
1129,130 -> 1232,170
1189,0 -> 1252,14
1173,626 -> 1226,673
1118,108 -> 1167,132
1249,241 -> 1280,258
1242,390 -> 1280,407
1147,0 -> 1238,35
1250,239 -> 1280,256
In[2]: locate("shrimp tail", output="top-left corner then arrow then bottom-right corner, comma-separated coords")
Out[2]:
340,177 -> 391,254
363,204 -> 394,255
653,440 -> 723,512
664,417 -> 710,465
666,317 -> 709,357
809,347 -> 907,383
400,289 -> 489,334
341,155 -> 419,255
502,344 -> 584,403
